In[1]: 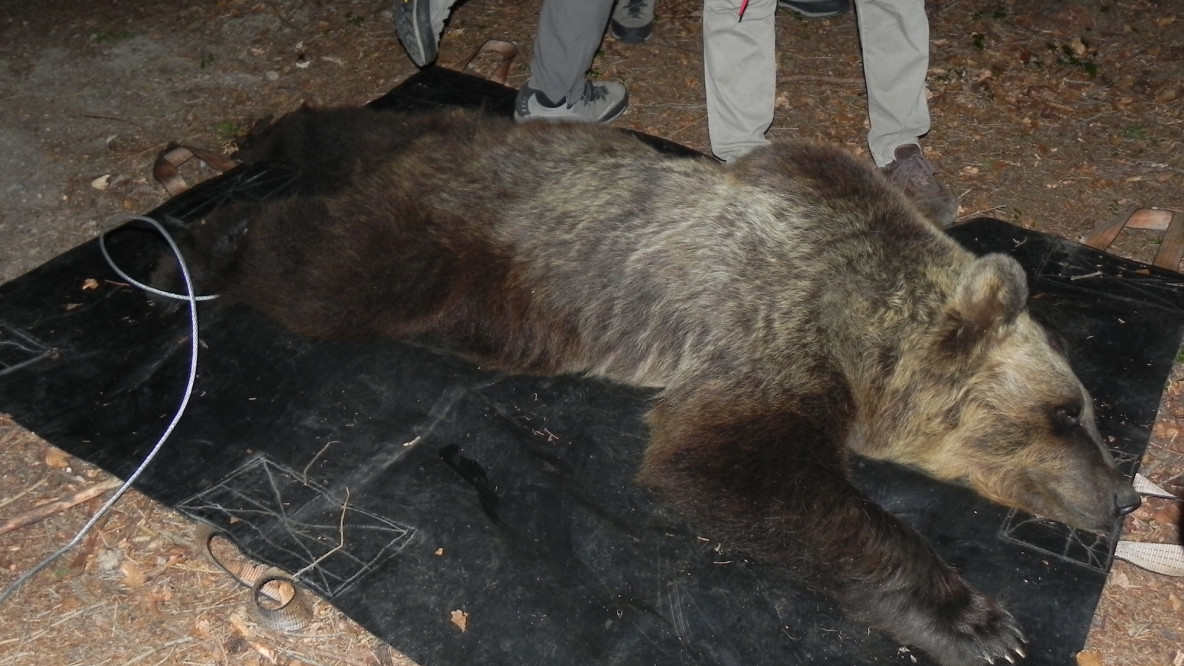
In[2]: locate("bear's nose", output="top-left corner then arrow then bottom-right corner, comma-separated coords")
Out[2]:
1114,486 -> 1141,517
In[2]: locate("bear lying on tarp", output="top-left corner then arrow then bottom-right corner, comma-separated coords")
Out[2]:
155,107 -> 1141,666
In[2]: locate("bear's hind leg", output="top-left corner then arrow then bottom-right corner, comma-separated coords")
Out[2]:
639,390 -> 1026,666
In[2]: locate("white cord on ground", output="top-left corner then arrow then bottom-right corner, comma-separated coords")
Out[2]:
98,217 -> 219,302
0,214 -> 205,606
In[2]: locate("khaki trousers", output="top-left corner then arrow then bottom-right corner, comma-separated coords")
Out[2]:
704,0 -> 931,166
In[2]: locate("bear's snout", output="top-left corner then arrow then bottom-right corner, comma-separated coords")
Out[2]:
1113,484 -> 1142,517
1051,470 -> 1141,532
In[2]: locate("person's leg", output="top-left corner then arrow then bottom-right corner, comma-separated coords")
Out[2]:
856,0 -> 957,227
529,0 -> 617,103
392,0 -> 456,67
704,0 -> 776,162
516,0 -> 628,122
854,0 -> 930,167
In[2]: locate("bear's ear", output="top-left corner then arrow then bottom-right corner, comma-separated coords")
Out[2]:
942,253 -> 1029,350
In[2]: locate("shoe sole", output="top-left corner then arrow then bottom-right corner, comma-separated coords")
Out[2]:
394,0 -> 435,67
515,95 -> 629,124
778,0 -> 849,18
515,106 -> 629,124
610,20 -> 653,44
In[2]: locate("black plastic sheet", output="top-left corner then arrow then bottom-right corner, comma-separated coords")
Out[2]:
3,68 -> 1184,665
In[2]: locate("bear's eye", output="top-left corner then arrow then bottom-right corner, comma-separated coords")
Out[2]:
1053,404 -> 1081,430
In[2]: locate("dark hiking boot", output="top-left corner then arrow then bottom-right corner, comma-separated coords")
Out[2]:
778,0 -> 850,18
611,0 -> 656,44
882,144 -> 960,228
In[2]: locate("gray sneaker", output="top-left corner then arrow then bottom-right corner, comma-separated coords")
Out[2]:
882,144 -> 959,228
778,0 -> 850,18
514,80 -> 629,123
393,0 -> 440,67
610,0 -> 655,44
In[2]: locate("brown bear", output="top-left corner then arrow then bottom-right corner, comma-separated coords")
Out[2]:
158,107 -> 1141,666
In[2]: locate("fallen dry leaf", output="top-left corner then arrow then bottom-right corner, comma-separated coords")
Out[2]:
450,609 -> 468,633
1076,650 -> 1104,666
120,560 -> 147,587
191,618 -> 215,640
44,447 -> 71,470
230,612 -> 280,663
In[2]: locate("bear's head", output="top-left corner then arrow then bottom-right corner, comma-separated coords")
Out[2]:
877,253 -> 1141,532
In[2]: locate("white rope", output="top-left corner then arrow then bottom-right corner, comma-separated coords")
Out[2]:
0,215 -> 205,605
98,216 -> 219,301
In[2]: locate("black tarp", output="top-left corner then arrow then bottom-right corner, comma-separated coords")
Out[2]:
2,68 -> 1183,665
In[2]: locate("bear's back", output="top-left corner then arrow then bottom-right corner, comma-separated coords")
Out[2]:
361,124 -> 967,388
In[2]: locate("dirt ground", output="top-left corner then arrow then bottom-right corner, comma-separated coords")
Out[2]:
1,0 -> 1182,664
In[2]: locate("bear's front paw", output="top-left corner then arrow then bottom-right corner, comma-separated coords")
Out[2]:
930,589 -> 1026,665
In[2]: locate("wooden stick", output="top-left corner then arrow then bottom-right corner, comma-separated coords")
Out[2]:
0,478 -> 123,536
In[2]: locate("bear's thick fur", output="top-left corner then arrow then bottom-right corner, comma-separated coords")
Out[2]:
159,107 -> 1141,665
